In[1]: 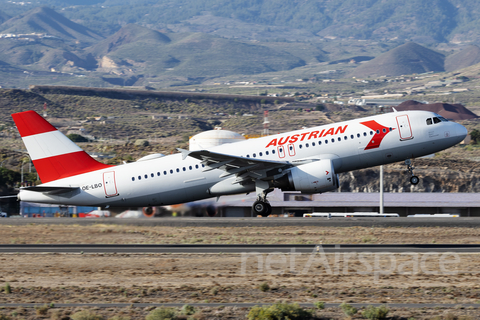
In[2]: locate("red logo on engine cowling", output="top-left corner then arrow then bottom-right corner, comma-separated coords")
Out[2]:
360,120 -> 395,150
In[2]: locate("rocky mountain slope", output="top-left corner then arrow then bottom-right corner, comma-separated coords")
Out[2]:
0,6 -> 103,44
349,42 -> 445,78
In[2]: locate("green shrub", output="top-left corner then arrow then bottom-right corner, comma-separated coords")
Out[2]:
0,314 -> 10,320
247,302 -> 313,320
70,310 -> 104,320
35,304 -> 50,316
340,302 -> 357,317
210,286 -> 219,295
108,316 -> 130,320
314,301 -> 325,309
259,282 -> 270,292
145,307 -> 177,320
362,305 -> 389,319
181,304 -> 195,316
4,283 -> 10,294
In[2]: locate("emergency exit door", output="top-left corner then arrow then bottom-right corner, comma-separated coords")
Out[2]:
396,115 -> 413,140
103,171 -> 118,198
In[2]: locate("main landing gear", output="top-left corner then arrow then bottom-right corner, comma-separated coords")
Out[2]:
252,180 -> 273,217
405,159 -> 420,185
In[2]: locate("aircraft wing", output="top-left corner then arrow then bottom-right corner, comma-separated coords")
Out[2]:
178,148 -> 313,183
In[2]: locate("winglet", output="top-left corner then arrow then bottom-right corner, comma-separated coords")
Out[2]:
392,107 -> 398,112
177,148 -> 191,160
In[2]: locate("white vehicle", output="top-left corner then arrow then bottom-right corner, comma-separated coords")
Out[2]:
304,212 -> 399,218
12,110 -> 466,216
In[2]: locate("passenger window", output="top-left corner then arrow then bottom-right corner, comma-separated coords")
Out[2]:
426,118 -> 433,125
344,136 -> 348,140
266,151 -> 269,155
189,166 -> 192,170
151,173 -> 154,178
376,130 -> 380,134
272,149 -> 276,154
370,131 -> 374,135
318,141 -> 322,145
363,132 -> 367,136
164,171 -> 167,175
433,117 -> 441,124
299,144 -> 303,149
382,129 -> 386,133
253,153 -> 256,157
312,142 -> 315,146
306,143 -> 309,147
132,177 -> 135,181
170,169 -> 173,174
259,152 -> 263,156
157,172 -> 160,176
138,176 -> 141,180
325,140 -> 328,144
176,168 -> 180,173
183,167 -> 186,171
144,174 -> 148,179
331,138 -> 335,143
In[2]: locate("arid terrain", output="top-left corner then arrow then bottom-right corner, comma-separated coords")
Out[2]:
1,224 -> 480,319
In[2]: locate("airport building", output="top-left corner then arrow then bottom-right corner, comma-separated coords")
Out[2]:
213,190 -> 480,217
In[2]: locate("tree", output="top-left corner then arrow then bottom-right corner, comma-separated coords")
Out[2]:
67,134 -> 89,142
470,129 -> 480,144
0,167 -> 20,188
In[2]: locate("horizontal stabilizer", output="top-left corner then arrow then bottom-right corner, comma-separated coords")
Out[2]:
21,186 -> 80,196
0,195 -> 18,199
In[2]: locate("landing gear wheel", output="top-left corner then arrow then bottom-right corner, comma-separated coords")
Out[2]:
253,200 -> 271,217
264,202 -> 272,217
405,159 -> 420,186
410,175 -> 420,185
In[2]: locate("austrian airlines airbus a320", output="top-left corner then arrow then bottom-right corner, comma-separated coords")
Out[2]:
12,109 -> 467,216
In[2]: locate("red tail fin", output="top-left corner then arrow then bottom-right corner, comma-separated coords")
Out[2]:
12,111 -> 113,183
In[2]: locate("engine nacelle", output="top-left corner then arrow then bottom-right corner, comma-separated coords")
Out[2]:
276,160 -> 338,193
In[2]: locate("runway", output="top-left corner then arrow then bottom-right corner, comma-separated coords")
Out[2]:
2,217 -> 480,227
1,244 -> 479,253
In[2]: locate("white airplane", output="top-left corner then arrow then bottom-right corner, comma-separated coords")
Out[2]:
12,109 -> 467,216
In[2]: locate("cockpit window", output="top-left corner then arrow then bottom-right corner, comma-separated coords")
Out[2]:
433,117 -> 441,124
438,116 -> 448,122
426,118 -> 432,125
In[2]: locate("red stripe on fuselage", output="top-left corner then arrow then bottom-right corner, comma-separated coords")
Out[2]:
12,110 -> 57,137
33,151 -> 113,183
360,120 -> 395,150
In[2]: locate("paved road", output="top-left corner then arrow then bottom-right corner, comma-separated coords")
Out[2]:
0,244 -> 478,253
2,217 -> 480,227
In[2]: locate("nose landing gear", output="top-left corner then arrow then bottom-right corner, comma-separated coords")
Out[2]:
405,159 -> 420,185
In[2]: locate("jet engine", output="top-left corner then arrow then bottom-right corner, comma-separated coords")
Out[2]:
274,160 -> 338,193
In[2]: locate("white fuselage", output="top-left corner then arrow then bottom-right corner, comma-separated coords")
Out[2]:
19,111 -> 467,206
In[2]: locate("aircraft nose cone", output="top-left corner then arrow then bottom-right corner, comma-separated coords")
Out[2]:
458,124 -> 468,139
